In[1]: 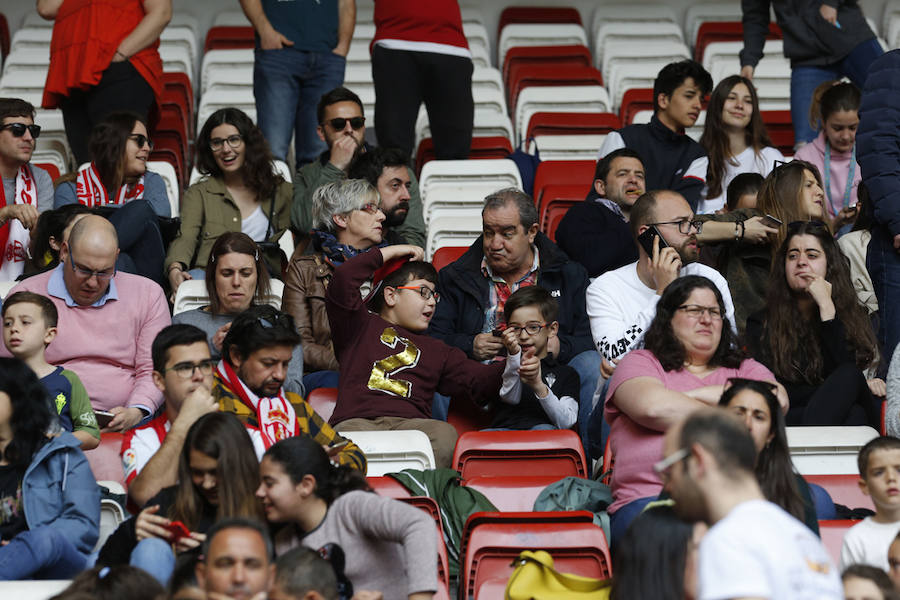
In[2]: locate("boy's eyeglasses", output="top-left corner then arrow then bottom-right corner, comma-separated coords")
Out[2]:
0,123 -> 41,139
210,134 -> 244,152
506,323 -> 548,336
127,134 -> 153,150
395,285 -> 440,302
161,359 -> 216,379
325,116 -> 365,130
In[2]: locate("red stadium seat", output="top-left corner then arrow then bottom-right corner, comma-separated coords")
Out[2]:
463,475 -> 562,511
762,110 -> 795,156
502,45 -> 592,92
537,183 -> 586,231
162,72 -> 194,132
460,511 -> 610,600
367,476 -> 412,499
453,429 -> 588,480
818,519 -> 856,566
601,437 -> 613,486
446,398 -> 496,438
525,111 -> 620,140
533,160 -> 595,204
694,21 -> 782,63
34,162 -> 61,182
619,88 -> 654,126
149,145 -> 185,192
307,387 -> 337,423
415,136 -> 513,177
204,26 -> 255,52
508,65 -> 603,115
498,6 -> 583,40
805,474 -> 874,511
399,496 -> 451,599
430,246 -> 468,272
545,210 -> 566,243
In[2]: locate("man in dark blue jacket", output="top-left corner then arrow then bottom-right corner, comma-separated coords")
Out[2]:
429,188 -> 598,448
858,49 -> 900,367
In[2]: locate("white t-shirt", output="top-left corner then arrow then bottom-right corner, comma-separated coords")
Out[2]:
698,146 -> 785,215
840,517 -> 900,571
241,204 -> 270,242
585,261 -> 736,363
699,500 -> 842,600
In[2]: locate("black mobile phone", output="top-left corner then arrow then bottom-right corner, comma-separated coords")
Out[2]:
760,214 -> 783,228
637,225 -> 669,256
95,410 -> 114,428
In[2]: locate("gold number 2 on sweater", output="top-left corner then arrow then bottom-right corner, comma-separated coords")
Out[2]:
367,327 -> 421,397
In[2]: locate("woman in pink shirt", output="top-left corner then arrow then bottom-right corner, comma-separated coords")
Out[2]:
605,275 -> 783,546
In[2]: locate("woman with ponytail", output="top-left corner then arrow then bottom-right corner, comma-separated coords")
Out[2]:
257,435 -> 437,600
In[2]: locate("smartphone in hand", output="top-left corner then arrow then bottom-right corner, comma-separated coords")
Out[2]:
163,521 -> 191,541
637,225 -> 669,256
760,214 -> 783,228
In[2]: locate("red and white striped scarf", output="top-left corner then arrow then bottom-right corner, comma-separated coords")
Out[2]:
216,360 -> 299,449
75,162 -> 144,207
0,165 -> 36,279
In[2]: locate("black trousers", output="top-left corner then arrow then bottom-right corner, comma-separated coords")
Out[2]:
60,61 -> 155,165
786,362 -> 881,427
372,44 -> 473,160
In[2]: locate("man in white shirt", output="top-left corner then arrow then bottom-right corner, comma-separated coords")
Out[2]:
661,408 -> 842,600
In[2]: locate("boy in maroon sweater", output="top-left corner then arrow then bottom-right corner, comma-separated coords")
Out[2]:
326,244 -> 503,467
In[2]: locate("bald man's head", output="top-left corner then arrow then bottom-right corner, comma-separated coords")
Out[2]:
60,215 -> 120,306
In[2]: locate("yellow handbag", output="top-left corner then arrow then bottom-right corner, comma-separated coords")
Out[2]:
504,550 -> 612,600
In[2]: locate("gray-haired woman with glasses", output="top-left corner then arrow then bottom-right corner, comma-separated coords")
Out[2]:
166,108 -> 291,295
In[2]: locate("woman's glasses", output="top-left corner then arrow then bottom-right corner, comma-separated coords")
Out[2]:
676,304 -> 723,320
210,134 -> 244,152
127,134 -> 153,150
357,202 -> 382,215
0,123 -> 41,139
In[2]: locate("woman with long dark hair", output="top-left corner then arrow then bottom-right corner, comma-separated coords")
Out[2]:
604,275 -> 782,545
166,108 -> 291,293
719,378 -> 820,532
746,221 -> 881,426
257,435 -> 437,600
0,357 -> 99,579
699,75 -> 784,214
98,412 -> 263,584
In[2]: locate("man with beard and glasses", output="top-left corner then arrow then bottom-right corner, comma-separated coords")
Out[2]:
290,86 -> 425,247
213,303 -> 366,472
347,146 -> 414,244
660,408 -> 842,600
583,190 -> 736,457
556,148 -> 646,278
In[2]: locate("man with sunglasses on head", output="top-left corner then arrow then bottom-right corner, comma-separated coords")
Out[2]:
0,98 -> 55,280
214,304 -> 366,471
2,215 -> 171,432
290,86 -> 425,247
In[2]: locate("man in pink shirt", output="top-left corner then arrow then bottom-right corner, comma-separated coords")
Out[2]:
4,215 -> 170,431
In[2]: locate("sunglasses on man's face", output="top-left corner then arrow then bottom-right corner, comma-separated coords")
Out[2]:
0,123 -> 41,139
325,116 -> 365,131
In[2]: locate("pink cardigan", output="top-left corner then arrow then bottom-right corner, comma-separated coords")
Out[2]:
2,267 -> 170,412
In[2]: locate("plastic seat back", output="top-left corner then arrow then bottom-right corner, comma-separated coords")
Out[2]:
463,475 -> 563,512
533,160 -> 596,204
453,430 -> 588,479
306,388 -> 337,423
338,430 -> 435,476
805,474 -> 874,511
367,476 -> 412,499
431,245 -> 468,272
818,519 -> 856,566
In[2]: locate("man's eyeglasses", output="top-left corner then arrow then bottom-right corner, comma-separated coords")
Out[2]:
68,252 -> 116,282
325,116 -> 365,131
127,134 -> 153,150
210,134 -> 244,152
395,285 -> 440,302
653,447 -> 690,482
358,202 -> 382,215
506,323 -> 548,336
677,304 -> 723,320
0,123 -> 41,139
161,359 -> 216,379
648,219 -> 703,234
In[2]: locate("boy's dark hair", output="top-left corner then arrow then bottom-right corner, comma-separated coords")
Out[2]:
2,291 -> 58,328
679,408 -> 757,480
369,261 -> 438,313
653,60 -> 713,113
317,86 -> 364,124
857,436 -> 900,479
503,285 -> 558,323
347,146 -> 410,186
202,517 -> 274,563
274,546 -> 339,600
726,172 -> 765,211
151,324 -> 209,372
593,148 -> 643,183
0,97 -> 36,122
222,305 -> 301,365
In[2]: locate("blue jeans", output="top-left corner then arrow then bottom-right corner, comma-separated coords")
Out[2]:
868,226 -> 900,363
0,526 -> 87,579
568,350 -> 601,457
790,38 -> 884,144
254,47 -> 346,167
302,370 -> 340,395
130,537 -> 176,585
609,496 -> 656,550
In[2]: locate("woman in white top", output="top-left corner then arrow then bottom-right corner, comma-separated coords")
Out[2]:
699,75 -> 784,214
